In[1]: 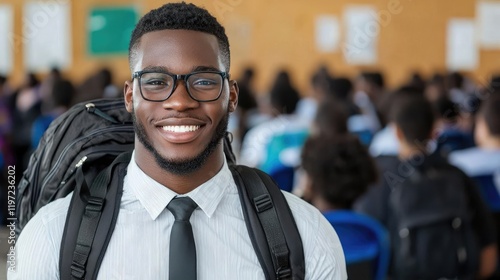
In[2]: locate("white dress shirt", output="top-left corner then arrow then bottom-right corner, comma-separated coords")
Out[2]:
9,153 -> 347,280
449,147 -> 500,177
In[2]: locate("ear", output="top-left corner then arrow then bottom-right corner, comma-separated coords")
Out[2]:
124,80 -> 134,113
228,80 -> 239,113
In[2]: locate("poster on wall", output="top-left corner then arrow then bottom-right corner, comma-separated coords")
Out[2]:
88,7 -> 138,55
342,5 -> 378,65
0,5 -> 13,75
23,1 -> 72,72
446,19 -> 478,71
477,1 -> 500,49
315,15 -> 340,53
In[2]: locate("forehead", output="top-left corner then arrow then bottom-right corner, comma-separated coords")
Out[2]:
133,29 -> 223,73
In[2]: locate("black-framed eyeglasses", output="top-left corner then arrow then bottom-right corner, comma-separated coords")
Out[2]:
132,70 -> 229,102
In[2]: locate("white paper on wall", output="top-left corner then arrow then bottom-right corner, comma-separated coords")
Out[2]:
0,5 -> 13,75
315,15 -> 340,53
446,19 -> 478,71
23,1 -> 72,71
477,1 -> 500,49
342,6 -> 378,65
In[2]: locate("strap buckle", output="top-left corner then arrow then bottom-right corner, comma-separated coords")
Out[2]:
276,266 -> 292,279
70,262 -> 86,279
86,196 -> 104,212
253,194 -> 273,213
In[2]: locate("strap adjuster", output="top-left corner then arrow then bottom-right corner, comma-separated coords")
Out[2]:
86,196 -> 104,212
70,262 -> 86,279
276,266 -> 292,279
253,194 -> 273,213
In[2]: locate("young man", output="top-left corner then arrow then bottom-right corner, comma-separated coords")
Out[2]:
355,90 -> 497,279
10,3 -> 346,279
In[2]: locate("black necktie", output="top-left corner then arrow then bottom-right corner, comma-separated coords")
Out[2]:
167,197 -> 198,280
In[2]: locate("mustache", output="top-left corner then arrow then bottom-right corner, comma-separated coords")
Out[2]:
131,109 -> 206,124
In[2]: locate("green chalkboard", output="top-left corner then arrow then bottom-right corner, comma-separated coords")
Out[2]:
88,7 -> 138,55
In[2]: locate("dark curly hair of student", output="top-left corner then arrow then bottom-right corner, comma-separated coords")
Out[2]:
301,135 -> 378,209
128,2 -> 230,71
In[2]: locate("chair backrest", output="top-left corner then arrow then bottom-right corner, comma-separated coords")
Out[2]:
323,210 -> 390,280
268,165 -> 295,192
472,174 -> 500,212
260,130 -> 309,172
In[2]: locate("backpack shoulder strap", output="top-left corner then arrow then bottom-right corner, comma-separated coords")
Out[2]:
230,165 -> 305,280
60,152 -> 131,280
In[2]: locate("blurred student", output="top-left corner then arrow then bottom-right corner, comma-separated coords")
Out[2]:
353,71 -> 386,132
449,95 -> 500,180
355,92 -> 497,279
295,66 -> 331,123
11,72 -> 42,171
300,134 -> 377,211
31,79 -> 75,149
239,70 -> 304,169
433,96 -> 475,157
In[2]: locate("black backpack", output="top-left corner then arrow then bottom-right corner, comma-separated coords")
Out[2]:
389,159 -> 480,280
17,98 -> 305,280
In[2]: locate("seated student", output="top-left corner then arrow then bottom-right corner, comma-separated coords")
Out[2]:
353,71 -> 386,133
300,134 -> 384,280
300,134 -> 377,210
31,79 -> 75,149
449,95 -> 500,179
239,70 -> 306,170
368,86 -> 421,157
295,67 -> 331,124
433,96 -> 475,157
355,92 -> 497,279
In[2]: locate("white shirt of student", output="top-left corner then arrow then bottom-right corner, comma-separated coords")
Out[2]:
9,153 -> 347,280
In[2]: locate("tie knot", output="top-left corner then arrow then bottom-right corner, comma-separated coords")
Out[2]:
167,197 -> 198,221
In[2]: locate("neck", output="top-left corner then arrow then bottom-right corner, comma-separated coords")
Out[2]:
134,145 -> 225,194
311,196 -> 338,212
479,136 -> 500,150
398,140 -> 428,161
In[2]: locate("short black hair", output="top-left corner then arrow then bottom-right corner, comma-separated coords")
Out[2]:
129,2 -> 230,71
360,71 -> 385,88
391,90 -> 435,144
478,95 -> 500,136
328,77 -> 353,100
313,98 -> 348,137
52,79 -> 74,107
433,96 -> 459,122
269,70 -> 300,114
301,135 -> 378,209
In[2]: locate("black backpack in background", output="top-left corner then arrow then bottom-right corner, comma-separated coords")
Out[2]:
16,98 -> 305,280
389,161 -> 480,280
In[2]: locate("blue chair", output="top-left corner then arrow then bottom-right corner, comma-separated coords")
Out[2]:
323,210 -> 390,280
259,130 -> 308,192
472,174 -> 500,212
268,165 -> 295,192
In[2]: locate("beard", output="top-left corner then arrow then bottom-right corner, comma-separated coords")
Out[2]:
132,110 -> 229,175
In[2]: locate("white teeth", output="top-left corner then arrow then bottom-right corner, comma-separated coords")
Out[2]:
162,125 -> 200,133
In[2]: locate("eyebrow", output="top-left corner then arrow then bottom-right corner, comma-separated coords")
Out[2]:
140,65 -> 223,73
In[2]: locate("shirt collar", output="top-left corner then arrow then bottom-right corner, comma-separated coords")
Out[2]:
126,151 -> 232,220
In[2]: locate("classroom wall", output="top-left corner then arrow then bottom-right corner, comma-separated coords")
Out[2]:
4,0 -> 500,95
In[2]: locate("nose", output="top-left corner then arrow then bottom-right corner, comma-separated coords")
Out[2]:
162,80 -> 199,111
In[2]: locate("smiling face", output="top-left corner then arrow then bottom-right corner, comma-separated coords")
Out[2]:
124,29 -> 238,182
